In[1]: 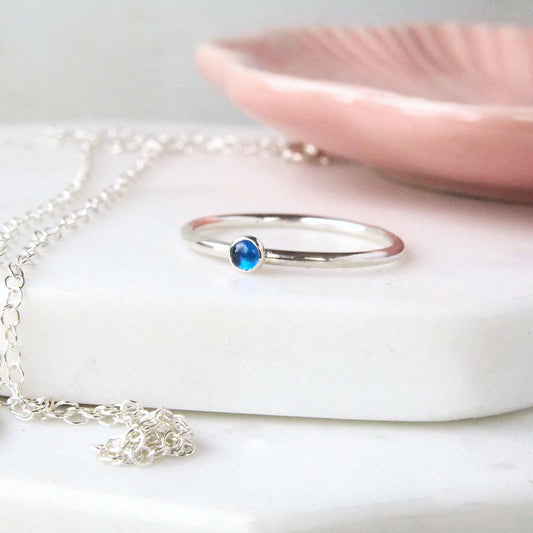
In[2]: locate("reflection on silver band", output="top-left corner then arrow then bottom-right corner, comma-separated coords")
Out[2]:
181,213 -> 405,272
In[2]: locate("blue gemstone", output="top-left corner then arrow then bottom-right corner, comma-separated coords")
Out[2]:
230,238 -> 261,271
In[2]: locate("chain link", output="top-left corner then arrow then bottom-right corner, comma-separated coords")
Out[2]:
0,127 -> 328,465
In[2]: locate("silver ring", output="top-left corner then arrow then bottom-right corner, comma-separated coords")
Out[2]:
181,214 -> 405,273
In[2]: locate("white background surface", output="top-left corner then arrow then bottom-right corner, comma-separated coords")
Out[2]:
0,0 -> 532,124
1,405 -> 532,532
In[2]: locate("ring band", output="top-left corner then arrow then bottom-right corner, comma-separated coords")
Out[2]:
181,214 -> 405,272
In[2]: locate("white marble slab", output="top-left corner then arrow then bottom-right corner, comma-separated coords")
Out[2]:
0,124 -> 532,422
0,406 -> 532,532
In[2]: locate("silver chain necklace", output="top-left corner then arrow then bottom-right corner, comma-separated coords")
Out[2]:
0,127 -> 327,466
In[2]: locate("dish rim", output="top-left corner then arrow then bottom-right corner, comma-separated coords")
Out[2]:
197,22 -> 533,123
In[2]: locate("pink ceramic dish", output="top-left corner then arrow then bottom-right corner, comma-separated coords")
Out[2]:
197,23 -> 533,203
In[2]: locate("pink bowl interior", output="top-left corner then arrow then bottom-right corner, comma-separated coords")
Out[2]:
197,24 -> 533,203
218,25 -> 533,106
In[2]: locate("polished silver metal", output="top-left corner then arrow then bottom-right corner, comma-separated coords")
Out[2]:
182,213 -> 405,271
0,128 -> 328,466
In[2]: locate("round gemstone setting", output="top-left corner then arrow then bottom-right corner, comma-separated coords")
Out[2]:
229,236 -> 264,272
